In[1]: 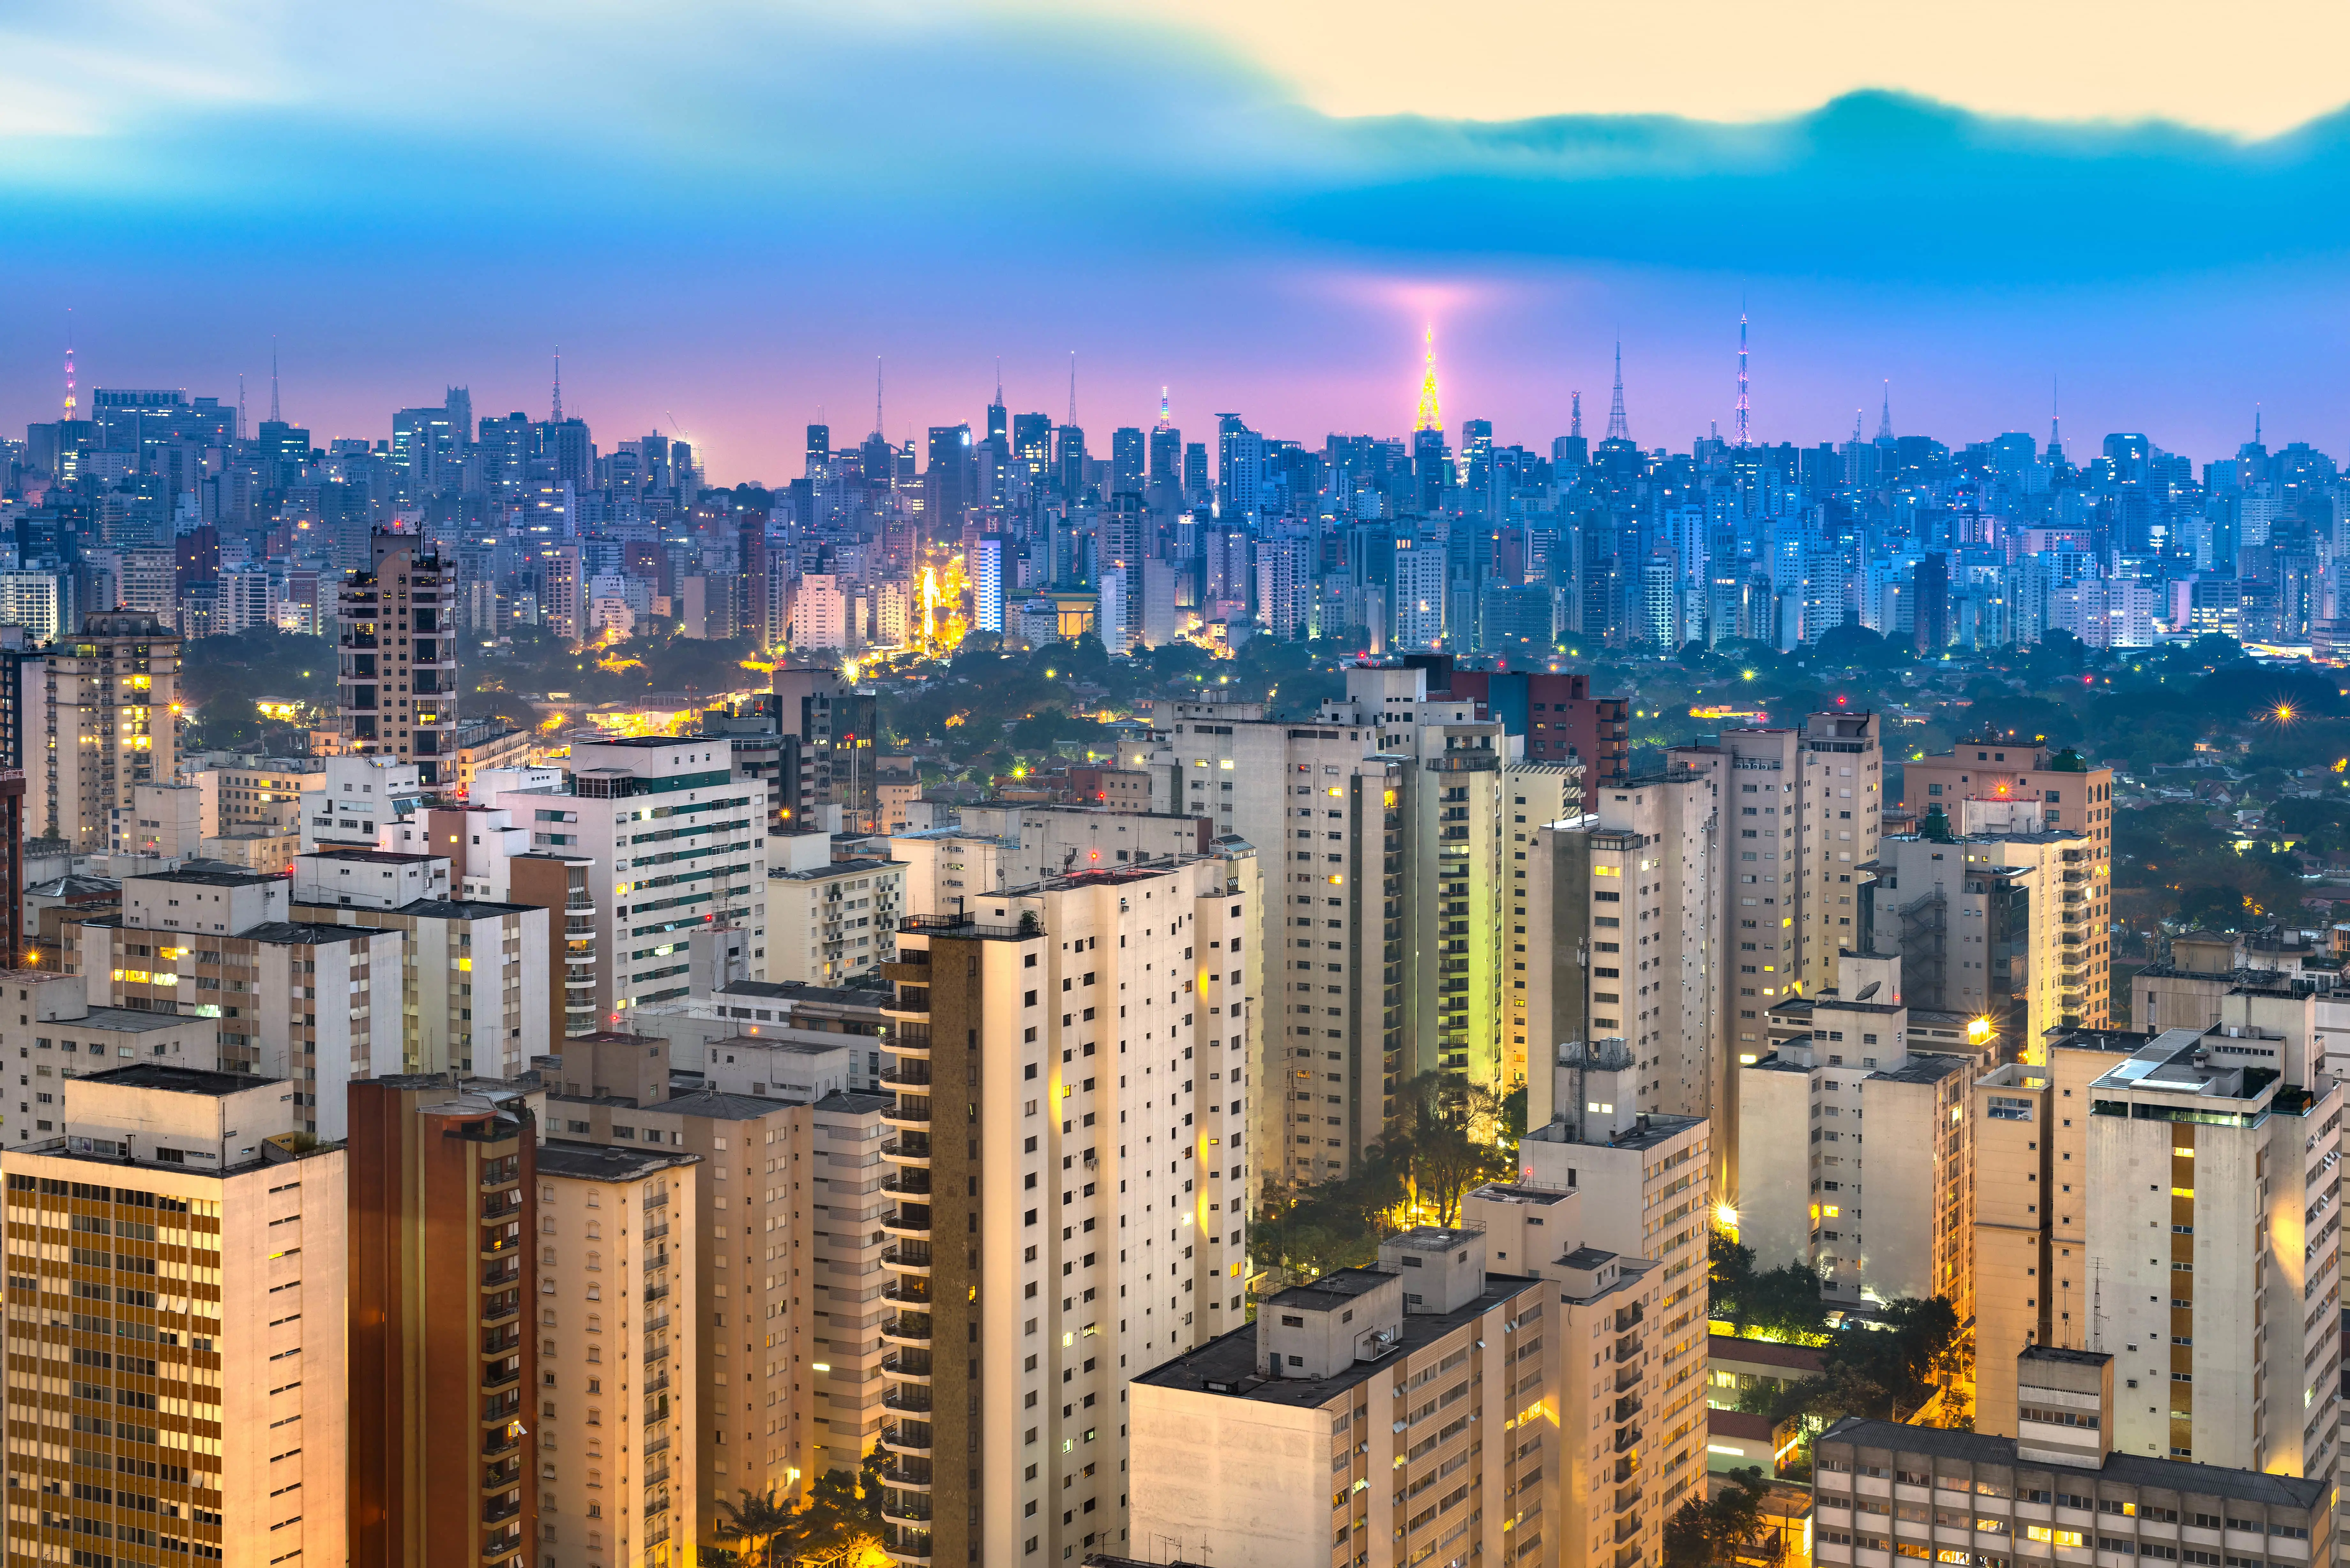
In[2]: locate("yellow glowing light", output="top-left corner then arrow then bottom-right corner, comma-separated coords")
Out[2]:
2272,703 -> 2297,723
1967,1016 -> 1994,1044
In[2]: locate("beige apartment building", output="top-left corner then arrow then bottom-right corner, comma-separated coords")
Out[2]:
1735,970 -> 1979,1312
1522,765 -> 1723,1133
1,1063 -> 347,1566
870,849 -> 1257,1567
536,1138 -> 701,1567
1127,1227 -> 1547,1568
1973,1027 -> 2342,1477
1900,736 -> 2117,1025
41,611 -> 179,851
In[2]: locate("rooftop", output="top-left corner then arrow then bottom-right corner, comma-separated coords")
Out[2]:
1817,1418 -> 2330,1511
128,863 -> 280,888
536,1139 -> 699,1182
301,848 -> 439,865
78,1063 -> 279,1097
1134,1270 -> 1540,1409
1521,1110 -> 1704,1153
773,857 -> 898,882
240,921 -> 382,948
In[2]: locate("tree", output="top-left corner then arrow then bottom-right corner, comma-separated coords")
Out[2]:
1664,1466 -> 1784,1568
714,1487 -> 797,1567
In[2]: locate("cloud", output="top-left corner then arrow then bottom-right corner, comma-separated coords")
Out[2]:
5,2 -> 2350,474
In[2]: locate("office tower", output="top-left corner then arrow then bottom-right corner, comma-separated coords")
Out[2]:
40,610 -> 178,851
868,851 -> 1257,1568
1522,765 -> 1723,1131
1391,532 -> 1447,650
772,666 -> 880,832
1498,761 -> 1586,1086
3,1063 -> 349,1564
1216,415 -> 1262,518
347,1075 -> 538,1568
392,402 -> 461,496
535,1136 -> 700,1566
1973,1028 -> 2343,1476
1814,1354 -> 2334,1568
1900,738 -> 2116,1026
1736,966 -> 1980,1309
338,531 -> 458,786
287,847 -> 550,1080
926,424 -> 971,529
0,630 -> 25,967
537,543 -> 583,645
1147,424 -> 1180,491
79,864 -> 404,1138
1668,711 -> 1881,1056
537,416 -> 593,490
490,738 -> 769,1026
1110,426 -> 1144,496
768,832 -> 905,983
1410,426 -> 1447,513
1180,442 -> 1208,505
1055,423 -> 1086,502
1865,806 -> 2088,1052
972,536 -> 1005,633
1128,1226 -> 1546,1568
806,422 -> 832,482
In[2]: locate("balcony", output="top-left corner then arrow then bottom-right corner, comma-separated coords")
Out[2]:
481,1457 -> 523,1494
881,1352 -> 933,1384
480,1188 -> 522,1219
882,1497 -> 935,1527
881,1210 -> 933,1242
881,1422 -> 934,1457
480,1259 -> 521,1290
879,1062 -> 932,1089
881,1312 -> 933,1346
481,1426 -> 522,1459
884,1525 -> 935,1563
881,1135 -> 933,1169
882,1098 -> 933,1131
481,1361 -> 520,1393
882,1242 -> 934,1275
483,1497 -> 522,1527
882,1025 -> 932,1058
883,1386 -> 933,1415
879,1462 -> 934,1492
880,1171 -> 932,1199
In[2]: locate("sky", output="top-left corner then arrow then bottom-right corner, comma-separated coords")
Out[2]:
7,0 -> 2350,483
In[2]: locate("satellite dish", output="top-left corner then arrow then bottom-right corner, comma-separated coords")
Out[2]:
1854,981 -> 1881,1001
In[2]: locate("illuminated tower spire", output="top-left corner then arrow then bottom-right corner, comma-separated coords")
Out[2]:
1067,352 -> 1077,427
61,310 -> 75,423
2048,377 -> 2062,461
1157,386 -> 1171,431
269,335 -> 281,424
1604,343 -> 1629,442
873,357 -> 884,441
1414,325 -> 1442,432
238,373 -> 246,441
1570,390 -> 1581,439
1734,310 -> 1750,448
551,349 -> 563,423
1875,380 -> 1892,443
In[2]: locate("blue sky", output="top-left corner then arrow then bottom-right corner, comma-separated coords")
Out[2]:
5,1 -> 2350,481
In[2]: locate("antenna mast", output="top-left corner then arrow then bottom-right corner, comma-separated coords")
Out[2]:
1735,310 -> 1750,448
552,349 -> 563,423
1067,352 -> 1077,427
874,357 -> 884,440
1605,343 -> 1629,442
1570,390 -> 1581,439
61,309 -> 75,423
269,335 -> 281,424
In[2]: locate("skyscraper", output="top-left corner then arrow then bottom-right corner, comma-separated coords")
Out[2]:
337,531 -> 458,785
40,610 -> 179,850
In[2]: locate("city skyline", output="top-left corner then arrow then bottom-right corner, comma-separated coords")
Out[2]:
10,7 -> 2350,478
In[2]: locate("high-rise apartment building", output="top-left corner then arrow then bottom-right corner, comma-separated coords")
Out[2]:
1669,710 -> 1881,1078
869,851 -> 1255,1568
1865,804 -> 2088,1053
1522,766 -> 1723,1129
347,1074 -> 539,1568
534,1138 -> 701,1567
1972,1027 -> 2342,1476
1737,969 -> 1981,1310
338,530 -> 459,786
3,1063 -> 349,1566
40,610 -> 178,851
491,737 -> 769,1027
1900,737 -> 2116,1025
1127,1226 -> 1547,1568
